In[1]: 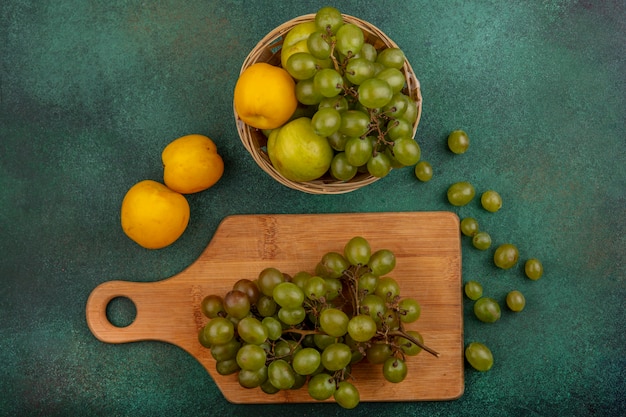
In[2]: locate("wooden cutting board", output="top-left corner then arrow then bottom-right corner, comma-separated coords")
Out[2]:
86,212 -> 464,403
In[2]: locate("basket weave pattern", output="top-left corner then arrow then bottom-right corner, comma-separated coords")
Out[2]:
234,14 -> 422,194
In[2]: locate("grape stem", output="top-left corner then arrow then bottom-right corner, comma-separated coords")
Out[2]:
282,328 -> 321,337
365,108 -> 396,153
388,330 -> 440,357
323,29 -> 342,73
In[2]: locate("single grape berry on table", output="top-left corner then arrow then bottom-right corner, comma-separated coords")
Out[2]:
506,290 -> 526,312
525,258 -> 544,280
460,217 -> 479,237
447,130 -> 470,154
464,280 -> 483,300
472,231 -> 492,250
414,161 -> 433,182
465,342 -> 494,371
481,190 -> 503,212
447,181 -> 476,206
493,243 -> 520,269
473,297 -> 501,323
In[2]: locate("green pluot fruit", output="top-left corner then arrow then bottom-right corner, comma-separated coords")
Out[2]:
267,117 -> 334,182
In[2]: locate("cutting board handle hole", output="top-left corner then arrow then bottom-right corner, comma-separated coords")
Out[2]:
105,296 -> 137,328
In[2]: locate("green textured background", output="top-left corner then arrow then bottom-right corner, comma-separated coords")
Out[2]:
1,1 -> 624,416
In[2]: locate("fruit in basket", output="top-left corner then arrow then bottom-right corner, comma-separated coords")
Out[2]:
241,6 -> 424,187
120,180 -> 190,249
281,21 -> 318,68
314,6 -> 343,34
335,23 -> 365,56
234,63 -> 297,130
162,134 -> 224,194
198,236 -> 439,409
267,117 -> 333,181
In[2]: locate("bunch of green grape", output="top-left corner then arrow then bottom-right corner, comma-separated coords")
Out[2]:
282,6 -> 422,180
198,236 -> 437,409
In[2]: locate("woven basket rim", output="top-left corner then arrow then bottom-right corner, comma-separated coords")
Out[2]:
234,14 -> 423,195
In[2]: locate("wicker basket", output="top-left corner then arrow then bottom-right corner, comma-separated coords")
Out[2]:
234,14 -> 422,194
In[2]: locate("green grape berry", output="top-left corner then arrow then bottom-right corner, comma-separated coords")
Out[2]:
481,190 -> 502,212
360,294 -> 386,323
267,359 -> 296,390
525,258 -> 544,280
335,23 -> 365,56
345,136 -> 374,167
344,236 -> 371,266
447,181 -> 475,206
314,68 -> 344,98
321,343 -> 352,371
237,317 -> 268,345
200,294 -> 224,319
366,343 -> 392,364
460,217 -> 479,237
414,161 -> 433,182
262,316 -> 283,341
382,92 -> 409,118
330,152 -> 358,181
347,314 -> 377,342
464,280 -> 483,300
314,6 -> 343,33
356,43 -> 377,61
203,317 -> 234,345
311,107 -> 341,137
307,31 -> 332,59
506,290 -> 526,312
285,52 -> 318,80
396,330 -> 423,356
295,78 -> 324,105
375,276 -> 400,302
376,67 -> 406,94
376,47 -> 406,69
338,110 -> 370,137
238,366 -> 268,388
272,282 -> 304,309
472,231 -> 492,250
317,251 -> 350,279
465,342 -> 493,371
319,307 -> 349,337
345,57 -> 375,85
368,248 -> 396,276
398,297 -> 421,323
367,152 -> 392,178
292,347 -> 322,376
303,275 -> 327,300
236,344 -> 267,371
308,373 -> 336,400
382,357 -> 408,383
392,138 -> 421,166
358,78 -> 393,109
334,381 -> 360,409
474,297 -> 501,323
257,267 -> 285,297
494,243 -> 520,269
277,306 -> 306,325
447,130 -> 469,154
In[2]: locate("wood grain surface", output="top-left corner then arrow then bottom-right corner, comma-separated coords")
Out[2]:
86,212 -> 464,403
